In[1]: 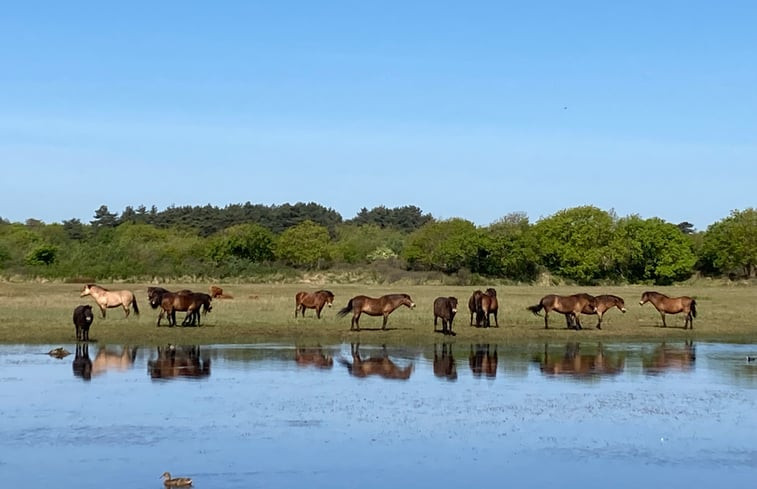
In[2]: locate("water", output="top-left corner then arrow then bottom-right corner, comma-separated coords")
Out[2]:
1,341 -> 756,488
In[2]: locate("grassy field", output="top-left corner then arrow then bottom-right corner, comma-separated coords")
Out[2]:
0,282 -> 755,345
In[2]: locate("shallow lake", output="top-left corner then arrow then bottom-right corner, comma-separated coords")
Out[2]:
1,341 -> 756,488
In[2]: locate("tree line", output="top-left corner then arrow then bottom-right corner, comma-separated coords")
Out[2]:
1,203 -> 754,285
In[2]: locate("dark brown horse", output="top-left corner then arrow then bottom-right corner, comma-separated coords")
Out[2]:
157,292 -> 212,327
338,343 -> 413,380
527,293 -> 597,329
433,296 -> 458,335
640,291 -> 697,329
337,293 -> 415,331
565,294 -> 627,329
476,288 -> 499,327
295,290 -> 335,319
468,290 -> 483,326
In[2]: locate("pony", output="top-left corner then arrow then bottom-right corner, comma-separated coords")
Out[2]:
72,304 -> 94,341
338,343 -> 413,380
527,293 -> 597,329
80,284 -> 139,318
337,293 -> 415,331
476,288 -> 499,327
640,291 -> 697,329
295,290 -> 335,319
468,290 -> 483,326
157,292 -> 212,327
565,294 -> 627,329
433,296 -> 458,335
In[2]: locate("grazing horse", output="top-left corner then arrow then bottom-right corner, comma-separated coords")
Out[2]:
469,344 -> 498,378
527,293 -> 597,329
338,343 -> 413,380
80,284 -> 140,318
433,296 -> 458,335
337,293 -> 415,331
640,291 -> 697,329
72,304 -> 94,341
476,288 -> 499,327
468,290 -> 484,326
295,290 -> 335,319
565,294 -> 627,330
157,292 -> 212,327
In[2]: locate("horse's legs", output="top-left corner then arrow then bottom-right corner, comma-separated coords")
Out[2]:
470,311 -> 475,326
492,311 -> 498,328
316,306 -> 323,319
660,311 -> 667,327
100,306 -> 107,319
574,312 -> 583,330
596,312 -> 603,329
382,314 -> 388,330
123,304 -> 130,318
434,316 -> 439,332
544,311 -> 549,329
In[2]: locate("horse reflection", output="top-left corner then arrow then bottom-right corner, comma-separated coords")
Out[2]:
294,346 -> 334,369
148,345 -> 211,379
469,344 -> 498,378
339,343 -> 413,380
433,344 -> 457,381
72,343 -> 93,381
643,341 -> 696,375
537,343 -> 624,377
92,346 -> 137,377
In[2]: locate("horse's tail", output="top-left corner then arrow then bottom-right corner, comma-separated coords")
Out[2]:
527,303 -> 544,316
336,299 -> 353,318
690,299 -> 697,318
132,296 -> 140,315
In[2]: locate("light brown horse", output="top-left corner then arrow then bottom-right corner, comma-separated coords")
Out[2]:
468,290 -> 483,326
565,294 -> 627,329
338,343 -> 413,380
337,293 -> 415,331
527,293 -> 597,329
81,284 -> 140,318
92,346 -> 138,377
295,290 -> 335,319
476,288 -> 499,327
640,291 -> 697,329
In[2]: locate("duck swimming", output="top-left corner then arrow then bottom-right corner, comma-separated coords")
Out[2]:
160,472 -> 193,487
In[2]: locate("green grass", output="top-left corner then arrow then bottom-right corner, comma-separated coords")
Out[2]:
1,282 -> 755,345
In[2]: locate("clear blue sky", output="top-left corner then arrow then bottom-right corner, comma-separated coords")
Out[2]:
1,1 -> 754,230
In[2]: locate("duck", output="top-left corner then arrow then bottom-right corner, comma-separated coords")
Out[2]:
747,356 -> 755,363
160,472 -> 193,487
47,347 -> 70,358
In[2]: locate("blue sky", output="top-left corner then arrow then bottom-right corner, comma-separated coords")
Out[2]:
1,1 -> 754,230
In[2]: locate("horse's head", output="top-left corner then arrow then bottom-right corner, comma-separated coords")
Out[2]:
80,284 -> 93,297
485,288 -> 497,297
402,294 -> 416,309
448,297 -> 458,313
640,291 -> 651,306
322,290 -> 335,307
615,296 -> 627,313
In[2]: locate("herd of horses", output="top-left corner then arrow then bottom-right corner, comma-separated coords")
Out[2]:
72,283 -> 699,340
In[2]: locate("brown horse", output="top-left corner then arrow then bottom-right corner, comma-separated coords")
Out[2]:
338,343 -> 413,380
468,290 -> 483,326
157,292 -> 212,327
527,293 -> 597,329
81,284 -> 140,318
565,294 -> 627,329
337,293 -> 415,331
476,288 -> 499,327
433,296 -> 458,335
295,290 -> 335,319
640,291 -> 697,329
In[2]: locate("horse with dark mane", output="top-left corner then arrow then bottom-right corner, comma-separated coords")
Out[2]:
527,293 -> 597,329
295,290 -> 335,319
157,292 -> 212,327
640,291 -> 697,329
73,304 -> 94,341
433,296 -> 458,335
81,284 -> 139,318
565,294 -> 627,329
468,290 -> 483,326
337,293 -> 415,331
477,288 -> 499,327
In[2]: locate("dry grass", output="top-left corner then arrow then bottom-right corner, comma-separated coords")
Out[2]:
0,282 -> 754,345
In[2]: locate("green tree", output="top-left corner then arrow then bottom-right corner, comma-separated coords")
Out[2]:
701,208 -> 757,278
332,224 -> 405,264
532,206 -> 616,284
480,212 -> 540,281
612,216 -> 696,284
403,218 -> 480,273
275,220 -> 331,268
207,223 -> 276,263
25,244 -> 58,266
91,205 -> 118,230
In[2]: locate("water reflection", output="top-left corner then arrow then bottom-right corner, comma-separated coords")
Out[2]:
338,343 -> 413,380
469,344 -> 497,378
294,345 -> 334,369
148,345 -> 211,380
642,341 -> 696,375
535,343 -> 624,378
92,346 -> 138,376
433,343 -> 457,381
72,343 -> 92,381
